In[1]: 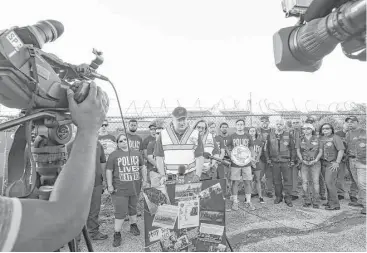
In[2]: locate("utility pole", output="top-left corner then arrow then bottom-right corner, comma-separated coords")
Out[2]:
249,92 -> 253,125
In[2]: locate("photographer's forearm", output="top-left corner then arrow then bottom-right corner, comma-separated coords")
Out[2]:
106,170 -> 113,187
101,163 -> 107,184
50,130 -> 97,209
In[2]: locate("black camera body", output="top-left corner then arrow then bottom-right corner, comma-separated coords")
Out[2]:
0,28 -> 67,110
273,0 -> 366,72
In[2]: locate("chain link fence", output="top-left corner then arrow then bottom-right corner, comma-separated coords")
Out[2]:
104,112 -> 366,138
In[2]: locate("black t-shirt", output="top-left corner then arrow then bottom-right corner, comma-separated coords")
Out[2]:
98,134 -> 117,160
67,141 -> 106,186
127,133 -> 143,152
142,135 -> 155,150
106,149 -> 143,196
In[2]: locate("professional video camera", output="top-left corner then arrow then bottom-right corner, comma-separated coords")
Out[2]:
0,20 -> 110,198
273,0 -> 366,72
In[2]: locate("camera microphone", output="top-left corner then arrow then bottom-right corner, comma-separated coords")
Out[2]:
89,71 -> 109,81
273,0 -> 366,72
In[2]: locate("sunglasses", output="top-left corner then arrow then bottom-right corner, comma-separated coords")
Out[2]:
102,124 -> 108,127
119,139 -> 127,143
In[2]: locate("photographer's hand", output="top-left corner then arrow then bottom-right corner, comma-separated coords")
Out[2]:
67,81 -> 109,131
10,82 -> 110,252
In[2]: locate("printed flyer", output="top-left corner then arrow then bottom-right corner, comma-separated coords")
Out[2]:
143,185 -> 171,215
198,223 -> 224,243
152,204 -> 179,229
177,197 -> 200,229
148,228 -> 170,243
175,182 -> 202,202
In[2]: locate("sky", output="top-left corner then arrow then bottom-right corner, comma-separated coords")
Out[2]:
0,0 -> 365,116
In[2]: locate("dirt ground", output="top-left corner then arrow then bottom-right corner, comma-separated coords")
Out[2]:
70,180 -> 366,252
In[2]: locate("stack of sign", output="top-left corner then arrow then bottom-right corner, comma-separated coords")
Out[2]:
143,179 -> 227,252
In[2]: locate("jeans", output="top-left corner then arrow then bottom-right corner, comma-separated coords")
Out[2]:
301,162 -> 321,204
347,162 -> 359,199
87,185 -> 103,235
349,159 -> 366,208
291,163 -> 300,196
336,161 -> 346,196
321,161 -> 340,208
262,160 -> 274,194
272,161 -> 293,201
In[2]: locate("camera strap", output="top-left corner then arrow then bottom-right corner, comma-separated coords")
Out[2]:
27,46 -> 38,92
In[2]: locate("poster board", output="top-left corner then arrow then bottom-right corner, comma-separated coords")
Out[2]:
143,179 -> 227,252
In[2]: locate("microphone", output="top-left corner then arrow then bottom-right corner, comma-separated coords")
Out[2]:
177,165 -> 186,184
273,0 -> 366,72
203,152 -> 231,167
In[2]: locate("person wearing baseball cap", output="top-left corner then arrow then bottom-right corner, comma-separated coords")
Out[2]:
296,123 -> 323,208
345,115 -> 366,215
154,107 -> 204,185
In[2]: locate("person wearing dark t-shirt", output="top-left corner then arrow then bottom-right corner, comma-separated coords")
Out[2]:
126,119 -> 143,152
106,133 -> 147,247
208,122 -> 227,179
98,119 -> 117,161
319,123 -> 345,210
67,141 -> 108,240
335,123 -> 358,201
258,116 -> 273,198
142,121 -> 157,159
227,119 -> 255,211
248,127 -> 266,204
146,124 -> 164,187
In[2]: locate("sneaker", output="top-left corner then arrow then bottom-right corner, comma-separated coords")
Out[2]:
124,217 -> 129,221
266,192 -> 273,198
259,197 -> 265,204
320,196 -> 327,201
91,231 -> 108,240
113,232 -> 122,247
313,204 -> 320,209
350,196 -> 358,203
291,195 -> 299,201
338,195 -> 345,200
349,202 -> 363,207
361,207 -> 366,215
130,223 -> 140,236
244,202 -> 256,211
232,201 -> 239,211
303,203 -> 311,208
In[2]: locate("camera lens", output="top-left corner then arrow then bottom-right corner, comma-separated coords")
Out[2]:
14,20 -> 64,49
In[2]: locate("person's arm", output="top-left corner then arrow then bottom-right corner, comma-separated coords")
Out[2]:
296,148 -> 303,162
331,135 -> 345,171
154,135 -> 166,176
194,135 -> 204,179
289,134 -> 297,163
264,134 -> 271,163
12,83 -> 108,252
147,141 -> 157,168
99,142 -> 107,188
106,152 -> 115,192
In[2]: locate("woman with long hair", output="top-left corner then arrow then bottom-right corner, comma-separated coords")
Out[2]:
106,133 -> 147,247
318,123 -> 345,210
296,123 -> 323,208
248,126 -> 266,204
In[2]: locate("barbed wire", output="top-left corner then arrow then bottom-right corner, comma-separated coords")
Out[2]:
0,99 -> 365,118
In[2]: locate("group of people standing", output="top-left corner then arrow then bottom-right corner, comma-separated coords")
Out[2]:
73,107 -> 366,248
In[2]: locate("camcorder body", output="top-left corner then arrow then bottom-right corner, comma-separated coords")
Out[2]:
273,0 -> 366,72
0,20 -> 109,198
0,28 -> 69,109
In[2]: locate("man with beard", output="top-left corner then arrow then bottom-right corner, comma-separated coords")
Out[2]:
345,116 -> 366,214
208,122 -> 227,180
289,117 -> 303,201
127,119 -> 143,153
265,120 -> 296,207
146,121 -> 164,187
155,107 -> 204,184
258,116 -> 273,198
195,120 -> 220,180
98,119 -> 117,160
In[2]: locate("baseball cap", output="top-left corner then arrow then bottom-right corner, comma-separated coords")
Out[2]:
345,116 -> 359,122
172,107 -> 187,119
302,123 -> 315,131
148,121 -> 157,128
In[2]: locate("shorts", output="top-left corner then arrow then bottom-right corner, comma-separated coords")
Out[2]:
230,166 -> 252,181
111,194 -> 138,219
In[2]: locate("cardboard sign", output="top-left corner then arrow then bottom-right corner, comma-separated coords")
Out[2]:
144,179 -> 227,252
